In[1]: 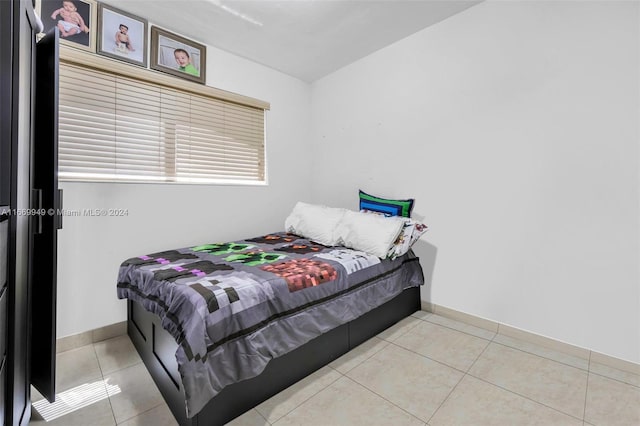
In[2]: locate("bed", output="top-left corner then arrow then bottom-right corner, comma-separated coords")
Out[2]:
117,231 -> 424,425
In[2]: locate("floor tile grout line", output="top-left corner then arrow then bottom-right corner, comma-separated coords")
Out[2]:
265,370 -> 342,423
101,359 -> 144,378
423,315 -> 498,341
380,315 -> 501,375
409,311 -> 496,341
252,407 -> 272,425
424,367 -> 467,425
490,339 -> 590,373
466,373 -> 586,422
584,350 -> 640,385
115,401 -> 166,425
386,339 -> 478,376
465,330 -> 498,374
419,318 -> 591,373
97,335 -> 145,377
92,338 -> 158,425
582,351 -> 592,425
586,369 -> 640,388
344,333 -> 494,424
114,317 -> 636,383
420,313 -> 640,384
340,375 -> 427,425
53,329 -> 629,426
350,330 -> 496,426
84,323 -> 633,425
90,343 -> 118,426
381,317 -> 424,342
424,331 -> 496,425
434,329 -> 589,422
332,337 -> 390,375
410,312 -> 432,320
257,368 -> 343,424
104,325 -> 612,425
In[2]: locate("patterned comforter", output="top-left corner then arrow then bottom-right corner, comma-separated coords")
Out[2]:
116,232 -> 424,417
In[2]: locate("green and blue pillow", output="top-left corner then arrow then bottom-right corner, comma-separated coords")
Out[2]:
359,190 -> 414,218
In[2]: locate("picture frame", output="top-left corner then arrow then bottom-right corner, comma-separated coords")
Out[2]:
36,0 -> 97,52
97,4 -> 148,67
150,26 -> 206,84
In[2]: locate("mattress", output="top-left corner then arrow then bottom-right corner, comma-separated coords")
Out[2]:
117,231 -> 424,417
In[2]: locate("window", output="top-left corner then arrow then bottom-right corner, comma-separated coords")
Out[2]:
58,49 -> 269,184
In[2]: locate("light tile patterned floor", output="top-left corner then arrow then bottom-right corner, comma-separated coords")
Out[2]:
29,312 -> 640,425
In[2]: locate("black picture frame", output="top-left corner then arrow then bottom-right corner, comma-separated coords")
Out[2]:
150,26 -> 206,84
37,0 -> 97,52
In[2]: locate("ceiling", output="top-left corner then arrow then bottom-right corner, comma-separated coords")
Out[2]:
101,0 -> 481,82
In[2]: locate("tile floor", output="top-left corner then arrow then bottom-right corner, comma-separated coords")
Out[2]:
29,311 -> 639,425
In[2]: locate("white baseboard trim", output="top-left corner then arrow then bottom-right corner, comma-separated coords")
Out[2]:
422,301 -> 639,376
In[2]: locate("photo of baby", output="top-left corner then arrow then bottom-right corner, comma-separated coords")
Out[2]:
50,0 -> 89,37
115,24 -> 134,53
151,26 -> 206,84
97,4 -> 147,66
171,48 -> 199,77
38,0 -> 95,50
157,35 -> 201,77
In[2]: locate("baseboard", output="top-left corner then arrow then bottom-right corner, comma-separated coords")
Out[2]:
56,321 -> 127,353
421,301 -> 639,376
59,306 -> 640,377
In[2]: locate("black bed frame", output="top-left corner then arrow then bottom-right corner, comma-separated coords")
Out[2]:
127,286 -> 421,425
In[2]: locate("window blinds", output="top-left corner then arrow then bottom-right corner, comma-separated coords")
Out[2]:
59,63 -> 266,183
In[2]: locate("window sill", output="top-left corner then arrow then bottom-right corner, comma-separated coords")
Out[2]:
59,177 -> 269,187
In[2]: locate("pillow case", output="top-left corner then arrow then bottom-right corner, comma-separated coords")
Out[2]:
335,210 -> 405,258
388,219 -> 429,259
359,190 -> 414,218
284,202 -> 346,246
360,209 -> 428,258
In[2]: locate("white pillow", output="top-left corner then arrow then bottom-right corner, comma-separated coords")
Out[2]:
284,202 -> 346,246
335,210 -> 405,258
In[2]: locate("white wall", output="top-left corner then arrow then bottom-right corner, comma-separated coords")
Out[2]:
310,1 -> 640,363
57,45 -> 311,337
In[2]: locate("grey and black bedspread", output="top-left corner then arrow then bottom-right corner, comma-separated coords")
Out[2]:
117,232 -> 424,417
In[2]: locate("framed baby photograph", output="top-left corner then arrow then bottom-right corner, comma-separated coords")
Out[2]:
150,26 -> 206,84
97,4 -> 148,67
37,0 -> 97,52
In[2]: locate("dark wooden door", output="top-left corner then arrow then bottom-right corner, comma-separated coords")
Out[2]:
0,2 -> 11,422
30,28 -> 61,404
0,216 -> 7,426
3,0 -> 42,424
